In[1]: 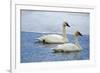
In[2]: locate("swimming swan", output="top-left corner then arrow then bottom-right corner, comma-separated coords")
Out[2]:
38,21 -> 70,44
52,31 -> 83,52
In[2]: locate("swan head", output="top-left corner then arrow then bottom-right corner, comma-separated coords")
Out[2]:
63,21 -> 70,27
74,31 -> 83,37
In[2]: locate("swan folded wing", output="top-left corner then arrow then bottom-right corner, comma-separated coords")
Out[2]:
52,43 -> 82,52
62,43 -> 80,51
38,34 -> 65,43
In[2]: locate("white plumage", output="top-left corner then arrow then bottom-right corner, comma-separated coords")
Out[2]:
52,43 -> 82,52
52,31 -> 83,52
38,34 -> 68,43
38,21 -> 70,44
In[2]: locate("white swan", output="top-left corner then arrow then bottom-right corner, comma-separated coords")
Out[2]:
52,31 -> 83,52
38,21 -> 70,44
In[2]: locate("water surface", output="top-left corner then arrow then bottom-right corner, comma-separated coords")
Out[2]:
21,32 -> 89,63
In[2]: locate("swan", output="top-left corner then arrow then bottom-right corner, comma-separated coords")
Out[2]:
38,21 -> 70,44
52,31 -> 83,52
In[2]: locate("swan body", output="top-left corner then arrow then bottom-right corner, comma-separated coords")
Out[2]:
52,31 -> 83,52
52,43 -> 82,52
38,21 -> 70,44
38,34 -> 68,44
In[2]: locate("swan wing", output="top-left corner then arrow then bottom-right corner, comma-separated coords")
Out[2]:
38,34 -> 65,43
53,43 -> 82,52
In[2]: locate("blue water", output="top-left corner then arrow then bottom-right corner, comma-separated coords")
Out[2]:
21,32 -> 89,63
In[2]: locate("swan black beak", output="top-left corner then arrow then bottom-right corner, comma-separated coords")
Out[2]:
64,22 -> 70,27
77,31 -> 83,36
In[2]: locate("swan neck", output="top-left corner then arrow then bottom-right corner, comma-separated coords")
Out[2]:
74,36 -> 81,49
62,26 -> 67,42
